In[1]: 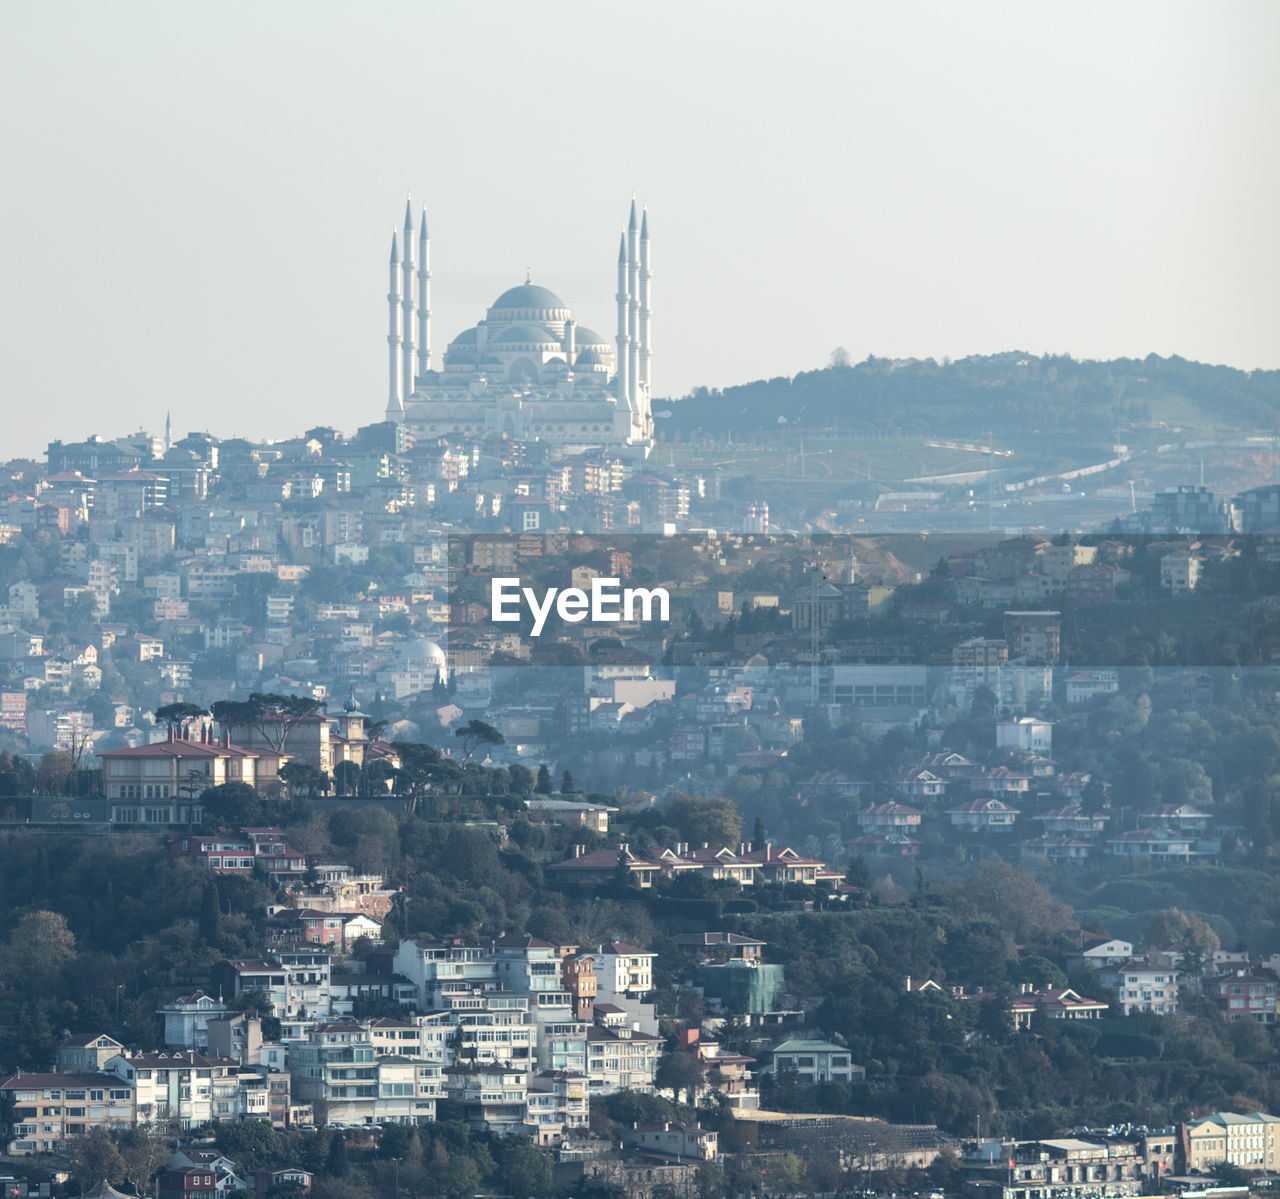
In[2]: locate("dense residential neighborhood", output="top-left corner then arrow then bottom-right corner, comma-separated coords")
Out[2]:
4,425 -> 1280,1199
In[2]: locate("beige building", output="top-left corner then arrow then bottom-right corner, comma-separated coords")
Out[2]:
1184,1112 -> 1280,1172
1,1071 -> 136,1154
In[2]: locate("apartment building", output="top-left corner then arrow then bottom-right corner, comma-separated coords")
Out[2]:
1184,1112 -> 1280,1172
1,1071 -> 135,1154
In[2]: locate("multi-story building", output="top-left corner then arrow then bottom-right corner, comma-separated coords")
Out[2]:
1003,610 -> 1061,664
1097,962 -> 1179,1016
1161,552 -> 1202,593
158,991 -> 229,1049
104,1051 -> 238,1130
595,941 -> 656,999
584,1017 -> 661,1094
1206,971 -> 1279,1024
525,1070 -> 589,1146
290,1021 -> 441,1126
172,828 -> 308,880
100,731 -> 286,820
442,1063 -> 530,1134
219,950 -> 333,1021
0,1071 -> 136,1154
1183,1112 -> 1280,1172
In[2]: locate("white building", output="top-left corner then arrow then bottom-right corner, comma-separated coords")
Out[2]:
768,1039 -> 864,1084
997,717 -> 1053,754
386,199 -> 653,457
158,991 -> 228,1050
1098,962 -> 1180,1016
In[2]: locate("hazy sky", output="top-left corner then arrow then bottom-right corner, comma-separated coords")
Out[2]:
1,1 -> 1277,457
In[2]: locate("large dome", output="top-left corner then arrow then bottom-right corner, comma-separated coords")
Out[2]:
401,638 -> 446,664
574,325 -> 609,345
490,283 -> 567,311
493,323 -> 563,346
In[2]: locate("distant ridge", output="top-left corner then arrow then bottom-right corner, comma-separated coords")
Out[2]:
656,352 -> 1280,441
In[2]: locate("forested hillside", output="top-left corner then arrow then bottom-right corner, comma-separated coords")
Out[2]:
656,353 -> 1280,440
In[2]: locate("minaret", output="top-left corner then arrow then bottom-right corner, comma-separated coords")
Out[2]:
417,207 -> 431,376
615,232 -> 630,407
387,231 -> 403,418
639,206 -> 652,399
401,198 -> 417,402
626,199 -> 640,416
164,411 -> 172,454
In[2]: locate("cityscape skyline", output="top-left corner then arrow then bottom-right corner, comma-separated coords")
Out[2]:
1,1 -> 1277,457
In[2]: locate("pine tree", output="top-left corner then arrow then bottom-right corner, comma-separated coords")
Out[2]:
325,1133 -> 348,1177
199,882 -> 222,945
536,764 -> 553,794
560,769 -> 576,794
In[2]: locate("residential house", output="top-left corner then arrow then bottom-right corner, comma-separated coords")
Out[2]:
546,845 -> 660,888
630,1122 -> 718,1161
768,1040 -> 864,1084
857,803 -> 924,832
1206,972 -> 1279,1024
1097,962 -> 1180,1016
947,797 -> 1020,831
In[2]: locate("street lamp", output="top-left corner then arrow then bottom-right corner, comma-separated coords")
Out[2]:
390,1157 -> 400,1199
116,984 -> 125,1024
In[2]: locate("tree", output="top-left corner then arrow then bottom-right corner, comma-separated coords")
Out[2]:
655,1049 -> 703,1105
509,763 -> 536,793
5,909 -> 76,981
498,1138 -> 553,1199
200,781 -> 262,827
561,768 -> 577,794
333,760 -> 362,797
324,1132 -> 349,1178
279,761 -> 326,797
66,1128 -> 127,1188
455,718 -> 504,761
155,702 -> 209,734
114,1126 -> 170,1196
34,749 -> 74,795
664,792 -> 742,848
536,764 -> 553,794
211,692 -> 323,753
952,860 -> 1076,947
1146,907 -> 1220,955
199,881 -> 222,945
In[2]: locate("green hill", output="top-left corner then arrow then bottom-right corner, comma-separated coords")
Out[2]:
656,352 -> 1280,441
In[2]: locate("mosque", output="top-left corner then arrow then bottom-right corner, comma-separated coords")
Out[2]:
383,198 -> 654,457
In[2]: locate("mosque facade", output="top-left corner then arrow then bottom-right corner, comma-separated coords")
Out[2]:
383,199 -> 653,457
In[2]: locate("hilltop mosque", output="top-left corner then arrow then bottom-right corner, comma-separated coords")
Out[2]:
383,198 -> 653,457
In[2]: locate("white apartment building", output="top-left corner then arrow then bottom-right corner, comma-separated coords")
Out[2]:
1098,962 -> 1180,1016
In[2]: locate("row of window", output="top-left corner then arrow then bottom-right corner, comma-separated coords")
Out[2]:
112,784 -> 172,798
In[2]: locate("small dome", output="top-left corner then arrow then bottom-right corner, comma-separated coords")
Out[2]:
449,327 -> 480,346
575,348 -> 606,366
574,325 -> 609,346
494,323 -> 563,346
490,283 -> 567,311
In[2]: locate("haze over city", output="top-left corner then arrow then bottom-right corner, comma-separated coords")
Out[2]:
1,0 -> 1277,456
